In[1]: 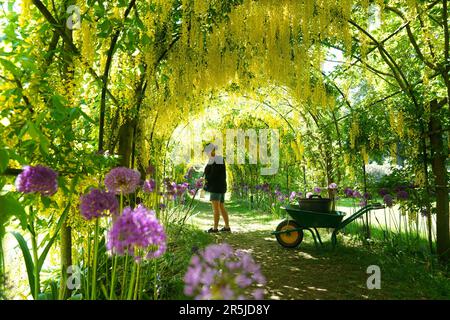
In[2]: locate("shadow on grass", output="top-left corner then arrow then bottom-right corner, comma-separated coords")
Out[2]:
206,229 -> 450,300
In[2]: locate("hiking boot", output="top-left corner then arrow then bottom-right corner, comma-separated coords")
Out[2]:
207,228 -> 219,233
220,227 -> 231,232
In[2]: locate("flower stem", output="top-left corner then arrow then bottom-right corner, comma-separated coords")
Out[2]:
91,219 -> 99,300
127,261 -> 137,300
153,258 -> 158,300
133,262 -> 140,300
110,255 -> 118,300
120,254 -> 129,299
30,217 -> 40,300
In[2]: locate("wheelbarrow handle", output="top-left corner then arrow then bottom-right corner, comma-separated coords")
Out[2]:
369,202 -> 385,210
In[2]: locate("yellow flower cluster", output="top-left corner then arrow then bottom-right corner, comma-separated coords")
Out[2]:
19,0 -> 32,28
349,117 -> 360,149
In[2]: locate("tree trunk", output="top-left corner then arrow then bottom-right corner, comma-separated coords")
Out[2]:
118,118 -> 136,168
59,0 -> 74,299
60,222 -> 72,299
429,99 -> 450,263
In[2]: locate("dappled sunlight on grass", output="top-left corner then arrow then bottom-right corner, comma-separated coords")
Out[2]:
187,199 -> 450,300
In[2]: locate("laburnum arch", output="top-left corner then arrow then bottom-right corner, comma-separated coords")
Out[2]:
106,0 -> 357,181
2,0 -> 448,262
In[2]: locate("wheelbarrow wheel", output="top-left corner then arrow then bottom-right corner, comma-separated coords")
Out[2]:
275,220 -> 303,248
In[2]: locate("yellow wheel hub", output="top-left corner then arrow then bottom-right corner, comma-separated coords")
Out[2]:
279,225 -> 299,245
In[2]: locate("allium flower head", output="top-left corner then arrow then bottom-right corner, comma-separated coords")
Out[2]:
105,167 -> 141,195
378,188 -> 389,197
107,205 -> 166,260
15,165 -> 58,196
313,187 -> 321,194
184,167 -> 194,180
328,183 -> 338,196
344,187 -> 353,197
177,182 -> 189,196
352,190 -> 362,198
396,190 -> 409,201
289,191 -> 297,202
143,179 -> 156,193
328,183 -> 338,190
195,178 -> 205,189
383,194 -> 394,207
80,188 -> 119,220
184,243 -> 266,300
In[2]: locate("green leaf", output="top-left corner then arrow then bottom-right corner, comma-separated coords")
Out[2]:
37,203 -> 70,272
41,196 -> 51,209
0,58 -> 20,77
27,121 -> 49,156
0,194 -> 27,229
0,148 -> 8,173
12,231 -> 36,299
68,293 -> 83,300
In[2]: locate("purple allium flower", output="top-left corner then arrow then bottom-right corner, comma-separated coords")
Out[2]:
328,183 -> 338,196
359,200 -> 367,207
363,192 -> 372,200
344,187 -> 353,197
176,182 -> 189,197
396,190 -> 409,201
313,187 -> 321,194
15,165 -> 58,196
352,190 -> 362,198
107,205 -> 166,260
143,179 -> 156,193
383,194 -> 394,207
184,167 -> 194,180
306,192 -> 313,199
328,183 -> 338,190
289,191 -> 297,202
378,188 -> 389,197
394,185 -> 407,192
105,167 -> 141,195
195,178 -> 205,189
184,243 -> 266,300
80,188 -> 119,220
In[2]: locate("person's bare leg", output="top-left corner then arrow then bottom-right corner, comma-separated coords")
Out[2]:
219,202 -> 230,228
211,200 -> 220,229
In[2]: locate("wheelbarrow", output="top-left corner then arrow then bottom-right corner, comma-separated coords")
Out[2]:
271,203 -> 385,248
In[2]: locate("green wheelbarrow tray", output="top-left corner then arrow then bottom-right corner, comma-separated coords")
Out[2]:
283,205 -> 346,228
271,203 -> 385,249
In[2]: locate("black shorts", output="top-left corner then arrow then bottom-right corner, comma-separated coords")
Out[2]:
209,193 -> 225,203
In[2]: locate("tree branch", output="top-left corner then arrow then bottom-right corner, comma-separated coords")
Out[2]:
385,5 -> 437,70
98,0 -> 136,152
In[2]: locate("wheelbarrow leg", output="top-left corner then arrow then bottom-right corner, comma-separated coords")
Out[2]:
331,230 -> 338,249
313,228 -> 323,246
305,228 -> 319,249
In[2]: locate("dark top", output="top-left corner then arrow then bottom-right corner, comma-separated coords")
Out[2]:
204,156 -> 227,193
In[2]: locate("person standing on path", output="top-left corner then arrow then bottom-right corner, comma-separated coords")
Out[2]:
203,144 -> 230,233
